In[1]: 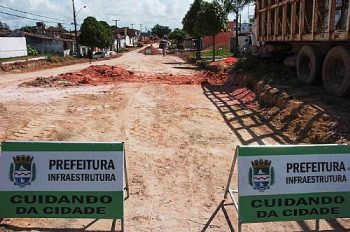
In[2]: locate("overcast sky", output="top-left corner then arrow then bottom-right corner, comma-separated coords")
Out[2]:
0,0 -> 253,31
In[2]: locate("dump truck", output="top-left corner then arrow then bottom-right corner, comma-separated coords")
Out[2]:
252,0 -> 350,96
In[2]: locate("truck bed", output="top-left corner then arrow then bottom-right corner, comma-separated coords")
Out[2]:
256,0 -> 350,42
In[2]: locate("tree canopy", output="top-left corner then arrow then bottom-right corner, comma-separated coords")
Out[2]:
197,1 -> 227,61
0,21 -> 10,31
169,28 -> 187,48
182,0 -> 203,38
79,17 -> 114,49
195,1 -> 227,37
182,0 -> 227,61
182,0 -> 204,60
220,0 -> 254,13
151,24 -> 171,38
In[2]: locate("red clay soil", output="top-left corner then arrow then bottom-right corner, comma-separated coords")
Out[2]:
20,65 -> 228,87
230,87 -> 259,110
210,57 -> 238,66
217,74 -> 349,144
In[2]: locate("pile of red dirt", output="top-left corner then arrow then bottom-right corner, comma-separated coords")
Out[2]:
210,57 -> 238,66
201,71 -> 229,85
20,65 -> 135,87
140,71 -> 228,85
138,46 -> 161,55
20,65 -> 229,87
60,65 -> 135,84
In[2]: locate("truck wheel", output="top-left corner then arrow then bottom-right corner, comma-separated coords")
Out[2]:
322,46 -> 350,97
296,46 -> 321,84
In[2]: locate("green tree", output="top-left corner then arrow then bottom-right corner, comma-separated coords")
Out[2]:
196,1 -> 227,61
151,24 -> 171,38
169,28 -> 187,48
80,17 -> 100,48
0,21 -> 10,31
79,17 -> 114,49
20,26 -> 39,34
182,0 -> 203,60
99,21 -> 114,48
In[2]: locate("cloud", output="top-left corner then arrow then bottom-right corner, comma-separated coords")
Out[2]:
0,0 -> 253,31
0,0 -> 194,31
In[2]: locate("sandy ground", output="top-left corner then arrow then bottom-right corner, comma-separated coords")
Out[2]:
0,49 -> 349,232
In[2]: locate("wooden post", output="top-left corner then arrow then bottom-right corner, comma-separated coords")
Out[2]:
257,0 -> 260,39
311,0 -> 317,40
291,2 -> 296,39
327,0 -> 336,40
267,0 -> 272,37
282,4 -> 287,40
299,0 -> 305,40
262,0 -> 266,38
274,6 -> 279,39
347,0 -> 350,39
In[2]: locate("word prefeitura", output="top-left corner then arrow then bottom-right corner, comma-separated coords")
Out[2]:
48,159 -> 116,182
49,160 -> 115,170
286,161 -> 348,185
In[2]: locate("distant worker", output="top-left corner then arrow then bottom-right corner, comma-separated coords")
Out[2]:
88,49 -> 93,64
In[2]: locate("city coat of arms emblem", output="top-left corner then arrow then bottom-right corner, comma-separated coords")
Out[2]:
9,155 -> 36,188
249,159 -> 274,192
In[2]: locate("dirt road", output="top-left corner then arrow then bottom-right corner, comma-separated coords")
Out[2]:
0,49 -> 349,231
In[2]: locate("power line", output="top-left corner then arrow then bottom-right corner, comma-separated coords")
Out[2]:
0,4 -> 70,23
0,10 -> 71,25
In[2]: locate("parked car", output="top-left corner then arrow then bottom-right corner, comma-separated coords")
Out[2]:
92,52 -> 105,59
92,51 -> 111,59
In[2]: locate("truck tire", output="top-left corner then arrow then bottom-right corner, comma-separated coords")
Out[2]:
296,46 -> 321,84
322,46 -> 350,97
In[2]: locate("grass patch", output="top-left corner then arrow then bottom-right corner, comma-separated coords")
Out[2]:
201,48 -> 233,58
189,48 -> 233,60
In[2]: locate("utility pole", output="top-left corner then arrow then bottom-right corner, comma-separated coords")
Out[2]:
140,24 -> 143,43
72,0 -> 80,57
131,23 -> 135,47
113,19 -> 120,53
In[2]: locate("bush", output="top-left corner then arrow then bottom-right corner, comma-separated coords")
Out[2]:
27,45 -> 38,56
232,55 -> 261,72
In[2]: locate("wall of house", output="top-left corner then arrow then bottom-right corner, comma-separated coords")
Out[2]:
202,21 -> 234,50
202,31 -> 232,50
0,37 -> 27,58
26,36 -> 64,55
113,38 -> 126,51
119,38 -> 126,49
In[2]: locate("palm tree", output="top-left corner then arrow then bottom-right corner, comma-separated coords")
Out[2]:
220,0 -> 255,55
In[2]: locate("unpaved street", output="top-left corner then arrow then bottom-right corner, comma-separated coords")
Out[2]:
0,49 -> 349,231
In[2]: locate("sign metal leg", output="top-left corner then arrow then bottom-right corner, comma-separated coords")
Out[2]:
224,148 -> 238,199
124,148 -> 130,200
315,219 -> 320,232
